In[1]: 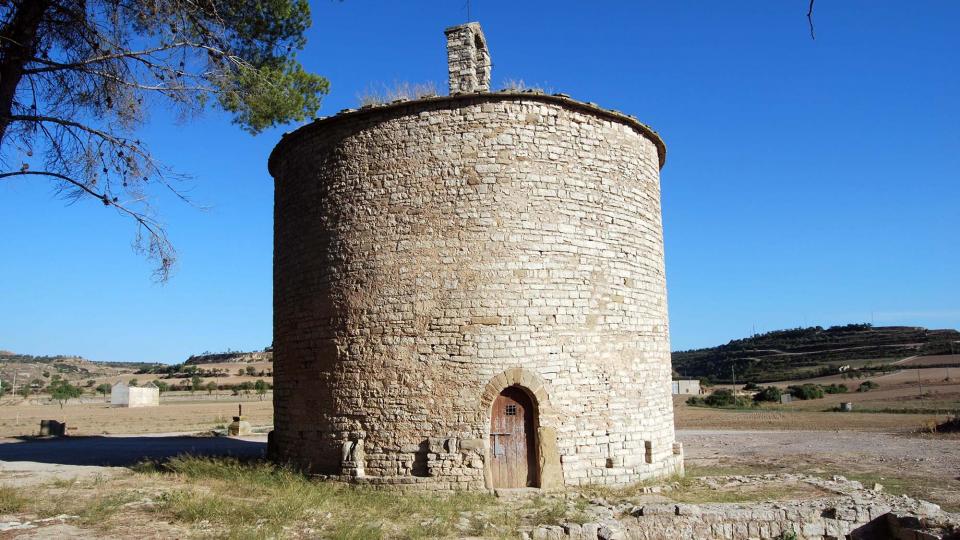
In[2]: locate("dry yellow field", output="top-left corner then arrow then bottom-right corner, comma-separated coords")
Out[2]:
677,364 -> 960,431
674,398 -> 950,432
0,396 -> 274,437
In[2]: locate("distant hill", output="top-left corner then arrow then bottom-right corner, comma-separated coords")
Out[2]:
0,351 -> 161,371
672,324 -> 960,383
185,349 -> 272,365
0,350 -> 161,386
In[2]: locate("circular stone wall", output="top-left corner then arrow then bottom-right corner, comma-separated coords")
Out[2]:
268,94 -> 683,489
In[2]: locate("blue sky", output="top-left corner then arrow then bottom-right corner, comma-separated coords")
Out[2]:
1,1 -> 957,363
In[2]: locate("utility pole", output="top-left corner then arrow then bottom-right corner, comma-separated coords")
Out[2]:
13,371 -> 30,395
731,365 -> 737,395
949,341 -> 956,381
917,368 -> 924,405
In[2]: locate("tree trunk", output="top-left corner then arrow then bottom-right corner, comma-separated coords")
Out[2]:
0,0 -> 51,145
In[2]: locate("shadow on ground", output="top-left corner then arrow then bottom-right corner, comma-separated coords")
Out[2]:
0,435 -> 265,466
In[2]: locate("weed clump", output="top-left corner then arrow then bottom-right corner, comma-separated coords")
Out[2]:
357,81 -> 438,106
143,456 -> 548,538
0,486 -> 26,514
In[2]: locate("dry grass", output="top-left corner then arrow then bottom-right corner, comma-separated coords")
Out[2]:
498,79 -> 552,93
0,485 -> 27,513
676,371 -> 960,432
3,455 -> 944,537
357,81 -> 438,106
669,482 -> 825,505
675,399 -> 951,432
134,456 -> 565,539
0,481 -> 142,532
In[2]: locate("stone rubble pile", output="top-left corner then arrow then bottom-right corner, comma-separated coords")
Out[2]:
519,475 -> 959,540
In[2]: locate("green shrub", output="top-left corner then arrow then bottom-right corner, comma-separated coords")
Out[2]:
753,386 -> 782,403
704,389 -> 738,407
857,380 -> 879,392
49,380 -> 83,408
687,389 -> 752,408
822,383 -> 848,394
787,384 -> 824,400
742,382 -> 760,391
706,389 -> 753,407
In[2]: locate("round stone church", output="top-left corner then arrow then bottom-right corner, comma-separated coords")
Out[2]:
267,23 -> 683,490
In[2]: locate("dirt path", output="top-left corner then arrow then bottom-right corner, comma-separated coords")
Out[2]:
677,429 -> 960,510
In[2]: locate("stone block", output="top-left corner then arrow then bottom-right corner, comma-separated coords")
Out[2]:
538,426 -> 565,490
459,438 -> 484,452
227,418 -> 252,436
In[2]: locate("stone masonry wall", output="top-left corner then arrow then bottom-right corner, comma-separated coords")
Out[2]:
270,93 -> 680,489
446,23 -> 491,94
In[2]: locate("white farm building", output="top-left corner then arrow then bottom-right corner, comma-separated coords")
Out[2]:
111,381 -> 159,408
671,380 -> 703,396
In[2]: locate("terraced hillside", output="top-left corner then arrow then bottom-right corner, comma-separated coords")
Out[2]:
184,349 -> 272,365
0,351 -> 159,387
672,324 -> 960,383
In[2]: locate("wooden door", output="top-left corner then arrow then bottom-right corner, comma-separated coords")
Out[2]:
489,387 -> 537,488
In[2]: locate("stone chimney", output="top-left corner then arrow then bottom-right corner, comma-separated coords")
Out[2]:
445,23 -> 491,94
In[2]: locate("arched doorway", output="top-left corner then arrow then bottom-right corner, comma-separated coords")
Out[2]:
489,386 -> 538,488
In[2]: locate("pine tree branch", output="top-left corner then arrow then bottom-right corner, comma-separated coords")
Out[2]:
0,169 -> 175,281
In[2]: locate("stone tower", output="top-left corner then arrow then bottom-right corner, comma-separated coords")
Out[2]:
268,23 -> 682,490
445,22 -> 490,94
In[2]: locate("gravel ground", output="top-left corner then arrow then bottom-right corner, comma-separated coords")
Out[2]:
678,429 -> 960,510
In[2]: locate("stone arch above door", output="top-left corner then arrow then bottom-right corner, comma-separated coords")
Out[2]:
480,368 -> 551,414
480,368 -> 564,490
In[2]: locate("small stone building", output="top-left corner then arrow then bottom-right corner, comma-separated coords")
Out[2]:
268,23 -> 682,490
671,380 -> 703,395
110,381 -> 159,408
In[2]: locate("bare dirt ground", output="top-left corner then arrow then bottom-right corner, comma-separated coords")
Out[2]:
678,428 -> 960,512
0,429 -> 953,538
0,397 -> 273,437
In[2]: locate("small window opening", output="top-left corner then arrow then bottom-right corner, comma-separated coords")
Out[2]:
474,33 -> 486,53
505,404 -> 517,416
